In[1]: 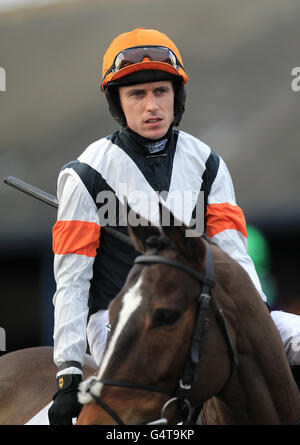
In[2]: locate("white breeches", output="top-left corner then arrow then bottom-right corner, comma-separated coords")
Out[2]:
271,310 -> 300,366
86,310 -> 110,366
86,308 -> 300,368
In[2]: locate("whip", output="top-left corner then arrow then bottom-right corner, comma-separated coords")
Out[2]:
3,176 -> 133,247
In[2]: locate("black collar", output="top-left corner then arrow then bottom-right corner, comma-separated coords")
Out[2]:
120,126 -> 173,156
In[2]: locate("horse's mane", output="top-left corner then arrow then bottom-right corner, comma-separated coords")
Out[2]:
144,232 -> 216,254
144,234 -> 170,252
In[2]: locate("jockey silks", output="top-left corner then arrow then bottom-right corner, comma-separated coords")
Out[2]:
52,127 -> 264,371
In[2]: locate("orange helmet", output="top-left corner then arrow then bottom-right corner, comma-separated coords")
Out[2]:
101,27 -> 188,91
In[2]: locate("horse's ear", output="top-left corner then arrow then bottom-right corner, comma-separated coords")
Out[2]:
159,201 -> 187,254
159,201 -> 206,263
125,199 -> 160,253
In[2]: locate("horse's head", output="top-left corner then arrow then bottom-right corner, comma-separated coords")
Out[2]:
77,204 -> 236,425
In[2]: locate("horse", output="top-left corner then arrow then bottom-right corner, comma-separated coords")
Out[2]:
0,346 -> 97,425
76,204 -> 300,425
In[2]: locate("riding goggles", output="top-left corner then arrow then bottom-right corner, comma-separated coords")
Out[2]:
103,45 -> 184,80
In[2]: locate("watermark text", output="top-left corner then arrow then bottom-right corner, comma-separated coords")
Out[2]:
0,67 -> 6,92
291,67 -> 300,92
0,327 -> 6,351
96,185 -> 204,237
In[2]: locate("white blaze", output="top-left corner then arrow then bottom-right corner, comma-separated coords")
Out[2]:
95,277 -> 143,388
78,276 -> 144,404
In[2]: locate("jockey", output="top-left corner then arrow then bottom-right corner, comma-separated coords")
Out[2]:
48,28 -> 300,425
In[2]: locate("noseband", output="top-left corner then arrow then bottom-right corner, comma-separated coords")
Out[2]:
84,239 -> 239,425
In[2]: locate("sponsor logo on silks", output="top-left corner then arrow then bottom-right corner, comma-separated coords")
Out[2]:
58,377 -> 64,389
145,138 -> 168,154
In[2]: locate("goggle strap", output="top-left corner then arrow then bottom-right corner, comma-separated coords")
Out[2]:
103,45 -> 183,83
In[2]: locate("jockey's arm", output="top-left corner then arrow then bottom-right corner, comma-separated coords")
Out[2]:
52,168 -> 100,377
205,156 -> 267,302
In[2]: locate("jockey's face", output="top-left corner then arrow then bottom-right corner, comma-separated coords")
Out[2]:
119,80 -> 174,140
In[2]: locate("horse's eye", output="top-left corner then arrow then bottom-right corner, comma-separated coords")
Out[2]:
152,308 -> 181,328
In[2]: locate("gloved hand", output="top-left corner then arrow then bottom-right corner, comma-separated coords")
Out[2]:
48,374 -> 82,425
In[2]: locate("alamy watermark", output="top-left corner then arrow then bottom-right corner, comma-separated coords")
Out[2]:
0,67 -> 6,92
0,327 -> 6,351
291,67 -> 300,92
96,185 -> 204,237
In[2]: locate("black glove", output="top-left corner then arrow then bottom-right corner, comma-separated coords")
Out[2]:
48,374 -> 82,425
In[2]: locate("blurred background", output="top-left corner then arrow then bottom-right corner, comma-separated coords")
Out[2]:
0,0 -> 299,354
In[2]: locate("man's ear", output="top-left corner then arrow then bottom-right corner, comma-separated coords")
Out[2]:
125,199 -> 160,253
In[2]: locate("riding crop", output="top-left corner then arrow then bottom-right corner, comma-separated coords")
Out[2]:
3,176 -> 134,248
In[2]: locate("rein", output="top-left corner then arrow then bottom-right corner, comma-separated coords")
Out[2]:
83,239 -> 239,425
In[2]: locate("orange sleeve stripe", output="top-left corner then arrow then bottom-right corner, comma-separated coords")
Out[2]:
205,203 -> 247,238
52,220 -> 101,257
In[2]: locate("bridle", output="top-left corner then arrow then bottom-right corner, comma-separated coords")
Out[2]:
83,238 -> 239,425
